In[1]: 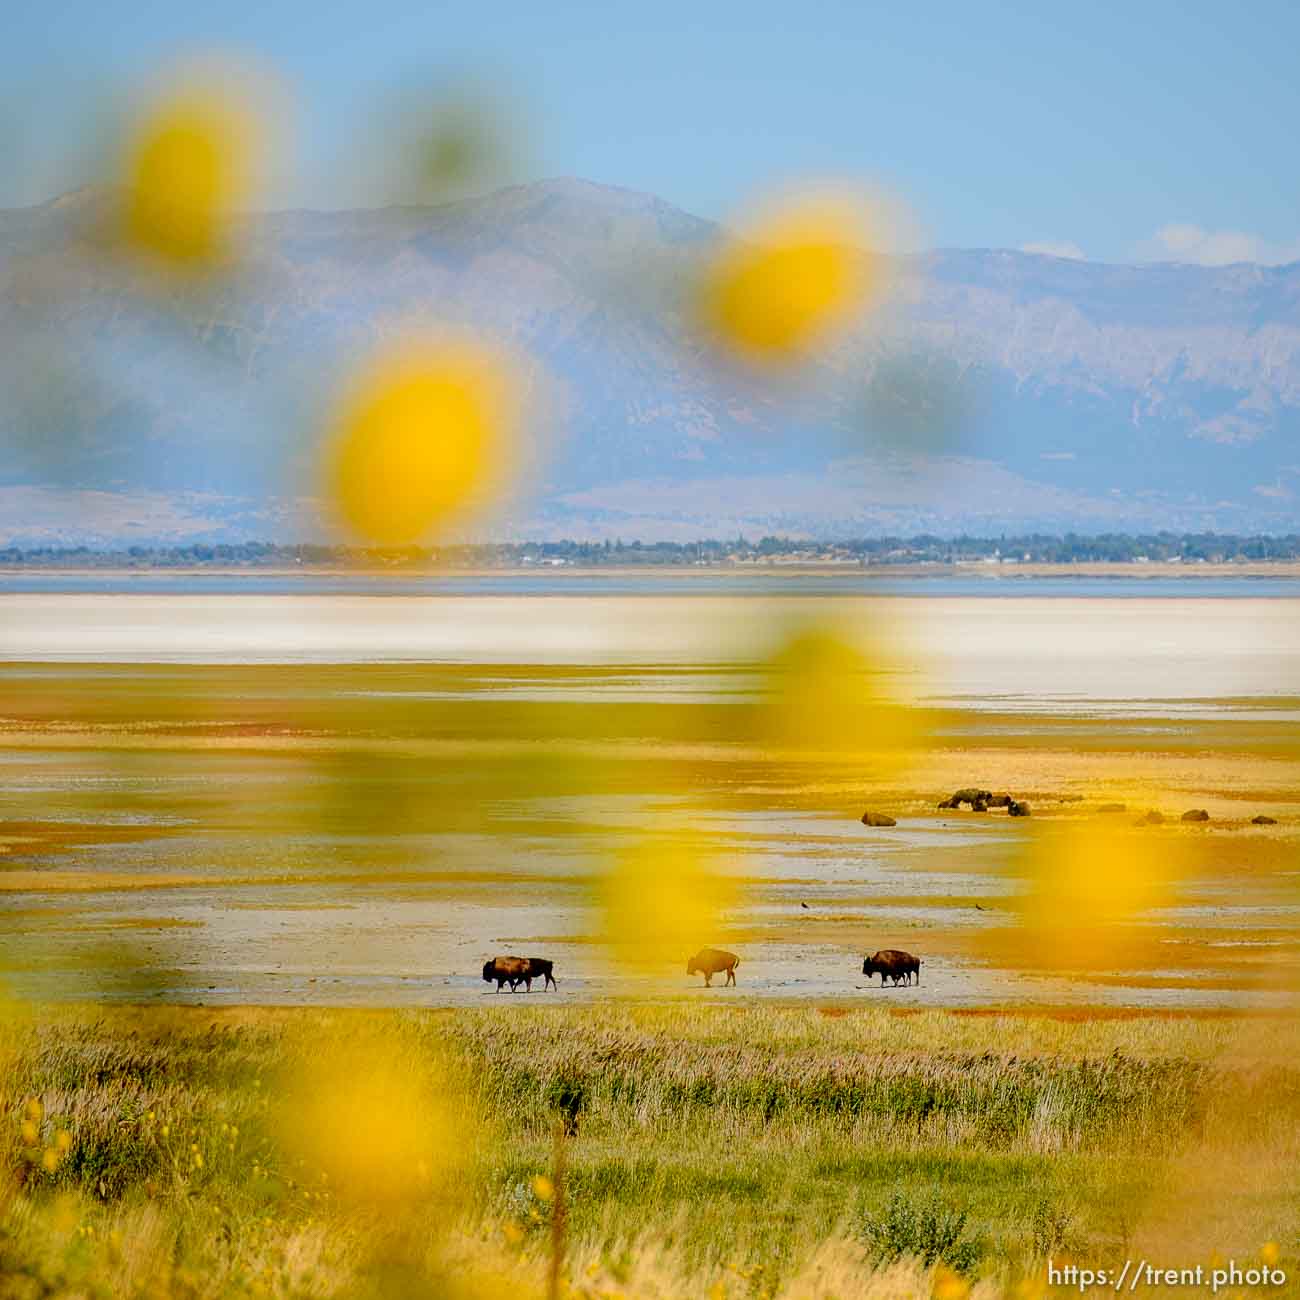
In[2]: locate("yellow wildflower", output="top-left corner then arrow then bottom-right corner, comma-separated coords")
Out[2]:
119,69 -> 268,269
699,192 -> 880,364
327,339 -> 519,545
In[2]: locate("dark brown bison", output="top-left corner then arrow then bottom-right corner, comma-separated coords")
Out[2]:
686,947 -> 739,987
482,955 -> 557,993
862,949 -> 922,987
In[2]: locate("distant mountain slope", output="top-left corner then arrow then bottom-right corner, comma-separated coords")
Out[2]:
1,178 -> 1296,541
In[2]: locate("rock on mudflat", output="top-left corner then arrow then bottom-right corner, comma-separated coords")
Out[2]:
1252,815 -> 1278,825
1181,809 -> 1210,822
860,811 -> 897,827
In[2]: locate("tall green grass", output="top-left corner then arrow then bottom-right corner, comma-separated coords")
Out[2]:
4,1006 -> 1298,1298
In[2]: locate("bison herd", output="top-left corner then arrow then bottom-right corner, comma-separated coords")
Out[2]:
481,945 -> 924,992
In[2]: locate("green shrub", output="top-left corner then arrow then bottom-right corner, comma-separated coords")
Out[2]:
857,1192 -> 984,1275
1029,1198 -> 1075,1258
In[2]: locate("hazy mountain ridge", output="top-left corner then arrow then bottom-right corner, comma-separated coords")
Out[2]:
1,178 -> 1297,542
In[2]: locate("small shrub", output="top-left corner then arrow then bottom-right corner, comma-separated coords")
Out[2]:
1030,1198 -> 1075,1257
544,1075 -> 585,1135
501,1179 -> 553,1234
858,1192 -> 984,1275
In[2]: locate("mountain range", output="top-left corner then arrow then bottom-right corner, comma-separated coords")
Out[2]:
1,177 -> 1297,542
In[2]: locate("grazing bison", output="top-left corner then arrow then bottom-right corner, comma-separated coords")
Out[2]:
862,949 -> 922,987
482,955 -> 557,993
687,947 -> 739,987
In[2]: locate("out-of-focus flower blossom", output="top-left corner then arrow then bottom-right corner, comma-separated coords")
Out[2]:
277,1031 -> 473,1207
756,622 -> 919,760
856,347 -> 982,454
597,835 -> 736,975
699,192 -> 881,365
932,1264 -> 970,1300
384,87 -> 520,205
326,339 -> 519,545
1015,823 -> 1188,970
118,66 -> 272,270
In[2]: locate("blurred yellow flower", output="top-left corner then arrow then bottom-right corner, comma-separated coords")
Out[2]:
20,1119 -> 38,1145
1016,823 -> 1188,970
699,194 -> 879,364
54,1130 -> 71,1153
757,623 -> 918,759
597,836 -> 736,974
24,1096 -> 42,1123
1013,1274 -> 1046,1300
41,1147 -> 61,1173
327,340 -> 518,545
1261,1242 -> 1280,1266
531,1174 -> 555,1201
120,74 -> 266,269
931,1265 -> 969,1300
277,1034 -> 472,1206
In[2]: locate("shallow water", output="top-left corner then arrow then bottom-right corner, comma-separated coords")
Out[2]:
4,572 -> 1300,597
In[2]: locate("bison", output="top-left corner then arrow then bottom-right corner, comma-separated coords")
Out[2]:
481,955 -> 557,993
862,949 -> 922,987
686,947 -> 739,987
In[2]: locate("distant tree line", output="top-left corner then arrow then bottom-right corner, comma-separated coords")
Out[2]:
2,533 -> 1299,569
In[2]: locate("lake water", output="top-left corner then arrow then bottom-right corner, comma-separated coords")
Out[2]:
2,571 -> 1299,598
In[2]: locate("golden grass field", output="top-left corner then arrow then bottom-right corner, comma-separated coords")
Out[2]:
2,1003 -> 1298,1299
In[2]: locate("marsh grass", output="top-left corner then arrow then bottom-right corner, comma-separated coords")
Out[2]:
3,1005 -> 1298,1297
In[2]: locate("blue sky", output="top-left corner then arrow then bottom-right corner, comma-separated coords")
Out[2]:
7,0 -> 1299,263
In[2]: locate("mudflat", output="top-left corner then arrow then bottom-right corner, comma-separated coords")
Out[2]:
2,594 -> 1296,1010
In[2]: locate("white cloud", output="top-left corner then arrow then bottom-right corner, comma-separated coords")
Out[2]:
1139,223 -> 1300,267
1021,240 -> 1085,260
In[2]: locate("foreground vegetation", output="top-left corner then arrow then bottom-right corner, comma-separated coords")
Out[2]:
3,1004 -> 1297,1298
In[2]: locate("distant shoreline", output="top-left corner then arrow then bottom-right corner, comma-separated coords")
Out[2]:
3,561 -> 1300,580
